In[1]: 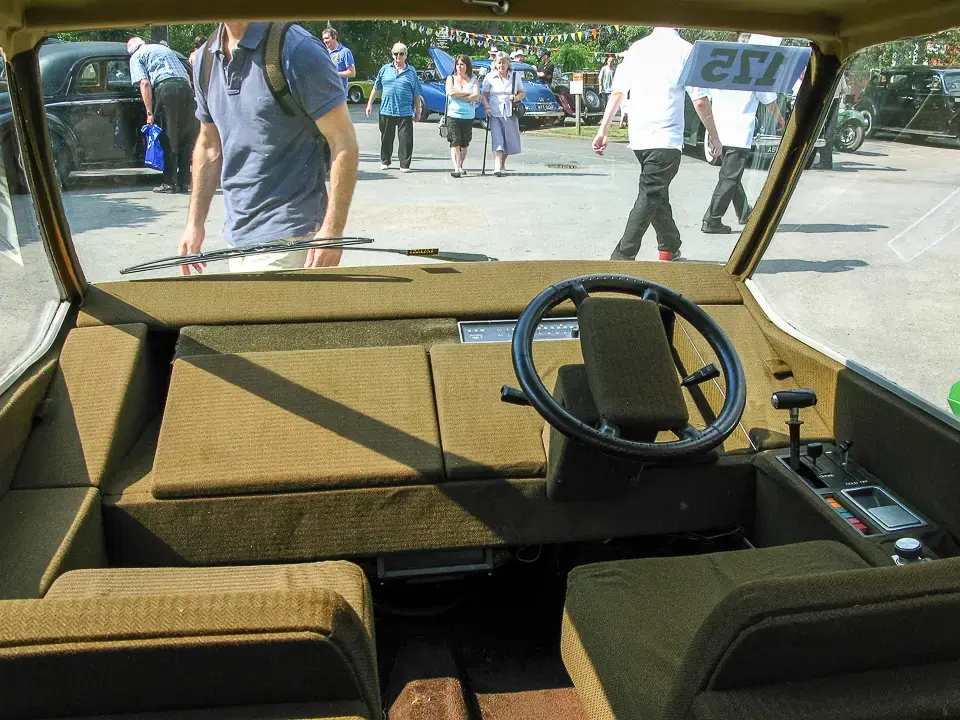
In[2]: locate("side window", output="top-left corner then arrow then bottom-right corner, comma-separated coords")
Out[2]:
888,73 -> 910,89
75,61 -> 104,93
752,32 -> 960,417
912,73 -> 940,93
105,59 -> 131,90
0,113 -> 62,387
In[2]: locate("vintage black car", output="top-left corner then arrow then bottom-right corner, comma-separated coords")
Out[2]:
856,65 -> 960,139
0,39 -> 191,191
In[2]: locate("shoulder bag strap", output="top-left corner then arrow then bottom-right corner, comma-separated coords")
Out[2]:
198,26 -> 220,109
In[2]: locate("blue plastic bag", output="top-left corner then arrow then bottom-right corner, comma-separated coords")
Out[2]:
141,124 -> 164,171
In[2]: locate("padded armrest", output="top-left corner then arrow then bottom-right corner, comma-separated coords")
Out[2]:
0,588 -> 379,719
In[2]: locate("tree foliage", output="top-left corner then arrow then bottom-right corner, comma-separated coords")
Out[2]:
51,22 -> 960,89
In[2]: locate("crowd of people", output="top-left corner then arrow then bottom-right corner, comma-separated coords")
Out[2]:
124,23 -> 832,272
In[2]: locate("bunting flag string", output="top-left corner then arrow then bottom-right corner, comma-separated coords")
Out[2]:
389,19 -> 624,49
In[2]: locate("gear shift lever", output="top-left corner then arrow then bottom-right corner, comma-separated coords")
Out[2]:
771,390 -> 818,472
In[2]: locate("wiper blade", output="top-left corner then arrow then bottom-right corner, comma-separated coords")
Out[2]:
120,236 -> 375,275
120,237 -> 497,275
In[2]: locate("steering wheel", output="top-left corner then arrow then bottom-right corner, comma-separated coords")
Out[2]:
511,274 -> 746,461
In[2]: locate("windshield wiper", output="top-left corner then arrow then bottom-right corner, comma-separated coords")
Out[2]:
120,237 -> 497,275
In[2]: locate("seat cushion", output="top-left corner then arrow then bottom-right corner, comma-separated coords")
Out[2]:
13,324 -> 155,490
692,661 -> 960,720
151,346 -> 443,498
45,560 -> 374,639
561,541 -> 867,720
1,562 -> 379,719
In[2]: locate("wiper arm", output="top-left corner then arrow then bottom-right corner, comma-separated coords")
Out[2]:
120,237 -> 497,275
348,247 -> 499,263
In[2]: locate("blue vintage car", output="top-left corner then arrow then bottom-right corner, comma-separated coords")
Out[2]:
416,59 -> 565,127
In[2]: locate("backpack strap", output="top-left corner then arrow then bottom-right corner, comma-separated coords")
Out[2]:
262,21 -> 301,117
197,25 -> 219,113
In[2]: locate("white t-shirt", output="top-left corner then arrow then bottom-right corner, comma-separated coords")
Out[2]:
711,89 -> 778,149
611,28 -> 708,151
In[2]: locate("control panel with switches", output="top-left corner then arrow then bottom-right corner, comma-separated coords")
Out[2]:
458,318 -> 579,343
770,390 -> 929,539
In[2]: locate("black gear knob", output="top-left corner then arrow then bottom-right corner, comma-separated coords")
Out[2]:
807,441 -> 823,464
771,389 -> 818,410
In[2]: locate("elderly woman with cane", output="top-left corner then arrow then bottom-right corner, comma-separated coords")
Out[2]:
446,55 -> 480,178
481,52 -> 525,177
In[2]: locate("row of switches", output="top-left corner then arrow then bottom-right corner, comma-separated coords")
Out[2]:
825,496 -> 869,534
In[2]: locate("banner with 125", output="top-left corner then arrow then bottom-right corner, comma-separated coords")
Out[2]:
678,41 -> 811,94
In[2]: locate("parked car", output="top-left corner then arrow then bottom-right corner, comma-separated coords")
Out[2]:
0,39 -> 191,191
552,71 -> 605,124
856,66 -> 960,139
416,60 -> 564,127
346,79 -> 375,104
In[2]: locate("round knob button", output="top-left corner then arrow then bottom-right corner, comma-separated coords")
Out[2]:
895,537 -> 923,560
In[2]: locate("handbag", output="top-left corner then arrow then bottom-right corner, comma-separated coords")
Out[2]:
511,72 -> 525,117
440,95 -> 449,138
141,124 -> 164,171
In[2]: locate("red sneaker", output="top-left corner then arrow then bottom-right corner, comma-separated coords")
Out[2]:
658,250 -> 681,262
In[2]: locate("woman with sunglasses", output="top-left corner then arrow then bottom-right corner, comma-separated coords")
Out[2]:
445,55 -> 480,177
366,42 -> 423,172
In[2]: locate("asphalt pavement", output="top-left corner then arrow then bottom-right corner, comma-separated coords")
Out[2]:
1,106 -> 958,414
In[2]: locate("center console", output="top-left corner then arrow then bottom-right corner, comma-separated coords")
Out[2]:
756,389 -> 939,566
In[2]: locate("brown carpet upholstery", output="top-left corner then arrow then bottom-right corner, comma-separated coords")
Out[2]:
151,346 -> 444,498
0,358 -> 56,497
104,460 -> 755,565
563,543 -> 960,720
430,341 -> 584,479
674,306 -> 832,451
0,487 -> 104,599
78,261 -> 743,329
561,542 -> 867,720
13,324 -> 154,490
176,318 -> 459,358
0,563 -> 380,719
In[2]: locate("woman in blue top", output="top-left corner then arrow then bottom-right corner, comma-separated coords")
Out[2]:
445,55 -> 480,178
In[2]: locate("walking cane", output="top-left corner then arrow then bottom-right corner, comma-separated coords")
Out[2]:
481,115 -> 490,175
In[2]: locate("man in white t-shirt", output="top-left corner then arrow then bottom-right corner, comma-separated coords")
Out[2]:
592,28 -> 721,261
702,87 -> 784,232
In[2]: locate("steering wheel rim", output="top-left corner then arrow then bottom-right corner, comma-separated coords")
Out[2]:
511,274 -> 746,460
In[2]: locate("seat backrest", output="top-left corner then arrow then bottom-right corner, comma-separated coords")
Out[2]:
0,589 -> 379,719
678,556 -> 960,714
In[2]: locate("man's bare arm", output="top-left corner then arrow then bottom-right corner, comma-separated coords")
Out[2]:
308,103 -> 359,268
139,79 -> 154,120
693,96 -> 723,158
339,65 -> 357,79
176,122 -> 222,274
592,90 -> 624,155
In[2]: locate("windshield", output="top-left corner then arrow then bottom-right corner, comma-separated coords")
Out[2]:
47,23 -> 808,280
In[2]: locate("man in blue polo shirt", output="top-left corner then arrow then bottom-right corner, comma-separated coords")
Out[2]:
176,22 -> 359,273
321,27 -> 355,91
365,42 -> 423,173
